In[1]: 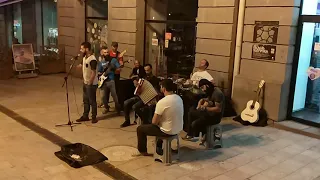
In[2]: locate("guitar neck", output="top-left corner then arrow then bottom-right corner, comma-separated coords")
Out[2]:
251,87 -> 262,106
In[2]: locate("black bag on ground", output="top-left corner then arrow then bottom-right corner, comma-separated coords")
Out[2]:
54,143 -> 108,168
233,108 -> 268,127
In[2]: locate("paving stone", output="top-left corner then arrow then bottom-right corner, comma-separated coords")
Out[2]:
0,75 -> 320,180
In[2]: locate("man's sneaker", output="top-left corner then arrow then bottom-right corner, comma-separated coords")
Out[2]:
76,116 -> 89,122
120,121 -> 131,128
91,117 -> 98,124
182,135 -> 195,141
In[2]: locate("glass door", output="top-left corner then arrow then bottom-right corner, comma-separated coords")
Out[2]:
292,22 -> 320,125
289,0 -> 320,126
144,0 -> 198,78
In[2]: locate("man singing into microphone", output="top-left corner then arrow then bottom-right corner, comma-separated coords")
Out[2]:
76,42 -> 99,124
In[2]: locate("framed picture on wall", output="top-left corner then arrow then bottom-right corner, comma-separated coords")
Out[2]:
12,44 -> 35,71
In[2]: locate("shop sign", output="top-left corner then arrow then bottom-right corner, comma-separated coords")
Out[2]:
165,33 -> 172,40
252,44 -> 276,60
253,21 -> 279,44
152,38 -> 158,46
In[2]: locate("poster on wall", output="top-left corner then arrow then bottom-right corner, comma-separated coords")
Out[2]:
12,44 -> 35,71
252,44 -> 276,60
152,38 -> 159,46
253,21 -> 279,44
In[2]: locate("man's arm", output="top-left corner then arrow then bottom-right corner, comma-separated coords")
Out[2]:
153,101 -> 165,125
205,102 -> 222,113
152,113 -> 161,125
89,60 -> 97,85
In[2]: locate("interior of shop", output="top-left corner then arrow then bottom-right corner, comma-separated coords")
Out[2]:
292,0 -> 320,125
144,0 -> 198,78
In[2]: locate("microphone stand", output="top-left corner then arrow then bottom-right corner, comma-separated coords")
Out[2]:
55,56 -> 81,131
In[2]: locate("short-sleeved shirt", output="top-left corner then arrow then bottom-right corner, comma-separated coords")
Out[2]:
108,50 -> 123,75
82,55 -> 98,85
191,71 -> 214,86
207,87 -> 225,117
155,94 -> 184,135
107,58 -> 120,80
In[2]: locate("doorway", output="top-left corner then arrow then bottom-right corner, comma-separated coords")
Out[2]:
289,0 -> 320,127
144,0 -> 198,78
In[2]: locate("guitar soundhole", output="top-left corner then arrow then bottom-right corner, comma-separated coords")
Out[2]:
250,105 -> 254,110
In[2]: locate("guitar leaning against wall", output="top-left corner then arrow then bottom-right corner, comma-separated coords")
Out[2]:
240,80 -> 266,123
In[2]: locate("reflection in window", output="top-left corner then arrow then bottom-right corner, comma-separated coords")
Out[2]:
86,19 -> 108,57
146,0 -> 198,21
86,0 -> 108,18
302,0 -> 320,15
42,0 -> 58,49
13,3 -> 22,44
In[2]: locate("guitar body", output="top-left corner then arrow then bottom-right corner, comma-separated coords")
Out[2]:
98,75 -> 108,88
97,50 -> 128,89
241,100 -> 261,123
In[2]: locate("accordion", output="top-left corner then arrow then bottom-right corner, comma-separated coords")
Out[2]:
134,79 -> 158,105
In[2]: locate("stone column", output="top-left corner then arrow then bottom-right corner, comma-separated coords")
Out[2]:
109,0 -> 138,79
232,0 -> 300,121
196,0 -> 238,95
0,7 -> 13,80
57,0 -> 85,76
0,8 -> 5,48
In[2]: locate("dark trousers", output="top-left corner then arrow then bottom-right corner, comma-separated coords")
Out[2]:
103,80 -> 120,111
83,84 -> 98,118
137,124 -> 172,153
114,74 -> 120,81
187,107 -> 221,137
123,96 -> 144,123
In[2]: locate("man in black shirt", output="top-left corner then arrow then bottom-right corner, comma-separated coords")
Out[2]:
130,60 -> 146,78
144,64 -> 160,92
183,79 -> 225,141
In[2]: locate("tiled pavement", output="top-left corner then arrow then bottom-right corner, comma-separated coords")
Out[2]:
0,74 -> 320,180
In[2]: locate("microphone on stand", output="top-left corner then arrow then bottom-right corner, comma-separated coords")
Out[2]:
71,54 -> 81,61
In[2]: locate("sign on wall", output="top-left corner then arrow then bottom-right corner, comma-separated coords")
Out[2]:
253,21 -> 279,44
252,44 -> 276,60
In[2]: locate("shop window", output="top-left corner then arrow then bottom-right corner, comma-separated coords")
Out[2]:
85,0 -> 108,57
42,0 -> 58,52
144,0 -> 198,77
12,3 -> 22,44
302,0 -> 320,15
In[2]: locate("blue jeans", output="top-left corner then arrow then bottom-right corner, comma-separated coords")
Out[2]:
103,80 -> 120,111
83,84 -> 98,118
123,96 -> 144,123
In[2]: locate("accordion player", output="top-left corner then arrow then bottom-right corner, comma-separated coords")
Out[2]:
134,78 -> 159,106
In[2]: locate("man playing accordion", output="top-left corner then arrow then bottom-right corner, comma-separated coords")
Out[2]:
121,76 -> 159,128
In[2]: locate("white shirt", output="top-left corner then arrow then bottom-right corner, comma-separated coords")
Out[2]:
191,70 -> 214,86
155,94 -> 184,135
83,55 -> 98,85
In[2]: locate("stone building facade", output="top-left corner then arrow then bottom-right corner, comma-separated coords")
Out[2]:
0,0 -> 310,123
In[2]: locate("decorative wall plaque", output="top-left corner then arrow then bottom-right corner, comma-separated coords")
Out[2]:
253,21 -> 279,44
252,44 -> 276,60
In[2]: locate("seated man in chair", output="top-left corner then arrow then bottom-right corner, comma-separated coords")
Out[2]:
183,79 -> 225,142
133,79 -> 184,156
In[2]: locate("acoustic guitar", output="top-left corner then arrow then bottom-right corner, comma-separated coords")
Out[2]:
240,80 -> 265,123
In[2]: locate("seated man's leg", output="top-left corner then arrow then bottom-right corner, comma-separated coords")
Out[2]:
132,100 -> 145,121
121,96 -> 140,127
136,124 -> 171,155
185,107 -> 205,137
191,116 -> 208,137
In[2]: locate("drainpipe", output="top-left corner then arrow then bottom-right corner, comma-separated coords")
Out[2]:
231,0 -> 246,98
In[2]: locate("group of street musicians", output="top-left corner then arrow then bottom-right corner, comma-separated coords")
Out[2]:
75,41 -> 225,153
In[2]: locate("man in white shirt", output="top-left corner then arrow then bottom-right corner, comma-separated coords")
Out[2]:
76,42 -> 99,124
191,59 -> 214,86
134,79 -> 184,156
